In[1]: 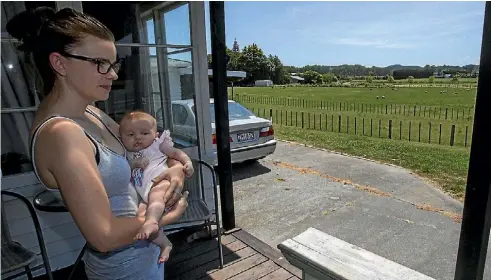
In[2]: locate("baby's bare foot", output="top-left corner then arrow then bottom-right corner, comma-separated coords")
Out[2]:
136,221 -> 159,240
158,245 -> 173,264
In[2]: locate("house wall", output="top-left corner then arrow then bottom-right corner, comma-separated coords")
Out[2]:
1,2 -> 214,280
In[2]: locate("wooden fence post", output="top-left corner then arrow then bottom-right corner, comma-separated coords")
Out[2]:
465,126 -> 469,147
389,120 -> 392,139
302,112 -> 304,128
400,120 -> 402,140
418,122 -> 422,142
429,122 -> 432,144
338,115 -> 342,133
450,124 -> 456,146
409,121 -> 412,141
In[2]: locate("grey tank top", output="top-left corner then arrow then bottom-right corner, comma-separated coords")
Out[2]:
30,108 -> 164,280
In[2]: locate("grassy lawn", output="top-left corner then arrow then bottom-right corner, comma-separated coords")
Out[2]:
230,86 -> 477,108
274,125 -> 470,201
229,86 -> 477,200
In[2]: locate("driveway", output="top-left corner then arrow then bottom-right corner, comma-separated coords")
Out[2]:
231,140 -> 491,280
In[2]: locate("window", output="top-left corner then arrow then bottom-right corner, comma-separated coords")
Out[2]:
209,102 -> 256,123
1,1 -> 55,176
87,2 -> 201,148
172,104 -> 189,126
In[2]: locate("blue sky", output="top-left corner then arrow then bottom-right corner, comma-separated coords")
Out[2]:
155,1 -> 486,67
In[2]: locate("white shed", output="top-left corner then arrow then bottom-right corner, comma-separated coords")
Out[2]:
254,79 -> 273,87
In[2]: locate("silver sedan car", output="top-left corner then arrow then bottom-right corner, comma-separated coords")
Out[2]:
157,99 -> 276,164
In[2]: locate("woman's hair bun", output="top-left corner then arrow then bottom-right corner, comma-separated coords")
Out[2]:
6,6 -> 56,51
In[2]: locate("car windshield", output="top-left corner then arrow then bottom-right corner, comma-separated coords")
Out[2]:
209,102 -> 255,123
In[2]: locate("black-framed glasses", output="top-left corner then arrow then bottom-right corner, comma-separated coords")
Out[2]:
59,51 -> 122,75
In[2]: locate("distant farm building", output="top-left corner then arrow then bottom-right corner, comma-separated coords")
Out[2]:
289,75 -> 305,84
255,80 -> 274,87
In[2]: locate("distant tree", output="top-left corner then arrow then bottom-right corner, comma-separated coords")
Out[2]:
268,54 -> 289,84
452,75 -> 459,83
303,70 -> 323,84
366,75 -> 373,83
429,75 -> 435,84
208,48 -> 240,71
322,73 -> 338,84
236,43 -> 271,83
387,75 -> 395,83
407,76 -> 414,84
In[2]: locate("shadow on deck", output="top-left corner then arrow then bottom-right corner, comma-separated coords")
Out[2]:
33,229 -> 301,280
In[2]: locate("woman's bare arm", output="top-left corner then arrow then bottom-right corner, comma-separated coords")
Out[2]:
38,119 -> 144,252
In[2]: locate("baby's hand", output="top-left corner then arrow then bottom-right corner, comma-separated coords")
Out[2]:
131,157 -> 150,170
184,161 -> 194,178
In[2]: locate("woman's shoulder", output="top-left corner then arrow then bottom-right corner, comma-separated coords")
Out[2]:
87,105 -> 120,131
32,116 -> 85,142
32,116 -> 96,160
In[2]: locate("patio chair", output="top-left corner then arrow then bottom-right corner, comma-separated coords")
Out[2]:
1,190 -> 54,280
164,159 -> 224,268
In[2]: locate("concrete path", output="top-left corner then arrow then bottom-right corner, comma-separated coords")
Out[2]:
231,141 -> 491,280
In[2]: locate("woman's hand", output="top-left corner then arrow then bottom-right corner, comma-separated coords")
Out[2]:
136,191 -> 189,227
151,159 -> 185,205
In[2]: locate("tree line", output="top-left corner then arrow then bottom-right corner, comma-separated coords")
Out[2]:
207,42 -> 478,85
207,43 -> 290,85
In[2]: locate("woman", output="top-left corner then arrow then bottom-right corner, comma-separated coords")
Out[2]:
7,7 -> 187,279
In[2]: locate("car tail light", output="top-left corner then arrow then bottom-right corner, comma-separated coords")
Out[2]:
212,134 -> 232,144
259,126 -> 274,137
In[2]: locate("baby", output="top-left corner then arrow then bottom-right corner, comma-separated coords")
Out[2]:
119,110 -> 194,263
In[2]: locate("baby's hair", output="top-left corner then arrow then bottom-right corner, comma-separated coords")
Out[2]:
121,110 -> 157,129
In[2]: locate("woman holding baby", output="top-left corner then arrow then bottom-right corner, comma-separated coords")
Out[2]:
7,6 -> 187,280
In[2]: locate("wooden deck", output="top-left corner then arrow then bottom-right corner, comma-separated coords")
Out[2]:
32,229 -> 301,280
165,229 -> 302,280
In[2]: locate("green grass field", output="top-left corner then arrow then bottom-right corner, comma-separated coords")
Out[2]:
230,86 -> 477,107
229,86 -> 478,200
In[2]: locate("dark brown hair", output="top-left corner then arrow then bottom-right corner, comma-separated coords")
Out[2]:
6,7 -> 115,94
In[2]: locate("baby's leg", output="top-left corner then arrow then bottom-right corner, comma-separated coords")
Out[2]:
151,230 -> 173,264
136,181 -> 169,240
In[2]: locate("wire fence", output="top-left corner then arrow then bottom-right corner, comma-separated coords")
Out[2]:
248,107 -> 472,148
234,94 -> 475,122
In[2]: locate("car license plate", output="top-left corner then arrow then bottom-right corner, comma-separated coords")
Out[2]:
237,132 -> 255,142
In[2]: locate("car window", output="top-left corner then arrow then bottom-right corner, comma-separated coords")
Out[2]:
172,104 -> 189,125
209,102 -> 255,123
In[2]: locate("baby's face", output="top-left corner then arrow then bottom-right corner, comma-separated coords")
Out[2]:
120,119 -> 158,152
